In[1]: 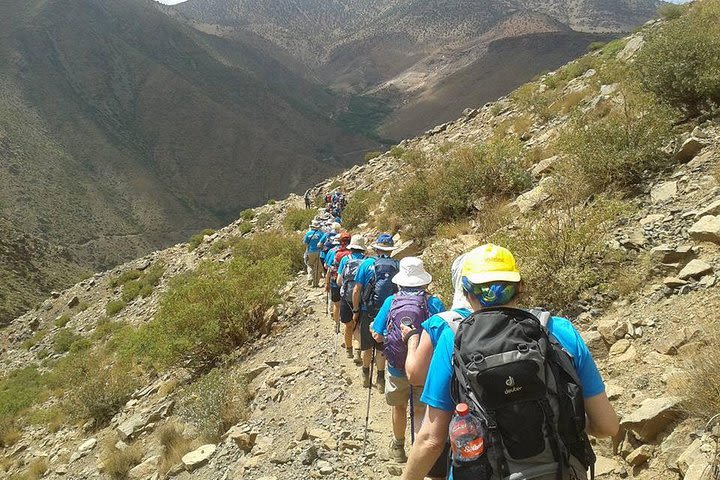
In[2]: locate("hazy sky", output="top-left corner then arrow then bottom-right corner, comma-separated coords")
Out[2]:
155,0 -> 187,4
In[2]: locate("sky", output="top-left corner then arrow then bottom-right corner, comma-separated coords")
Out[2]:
155,0 -> 187,4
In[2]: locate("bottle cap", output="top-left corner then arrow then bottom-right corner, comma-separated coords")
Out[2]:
456,403 -> 469,416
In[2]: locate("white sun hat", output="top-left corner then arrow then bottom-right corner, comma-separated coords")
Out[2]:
392,256 -> 432,288
347,235 -> 367,251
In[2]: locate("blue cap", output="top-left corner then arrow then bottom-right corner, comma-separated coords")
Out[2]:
373,233 -> 395,251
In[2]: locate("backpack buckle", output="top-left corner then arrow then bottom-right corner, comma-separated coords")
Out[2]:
471,353 -> 485,363
517,343 -> 530,353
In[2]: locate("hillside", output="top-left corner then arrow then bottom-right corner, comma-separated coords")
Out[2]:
3,2 -> 720,480
171,0 -> 659,137
0,0 -> 376,273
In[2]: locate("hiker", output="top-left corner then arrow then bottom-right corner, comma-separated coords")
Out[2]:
338,235 -> 367,362
400,244 -> 619,480
303,220 -> 324,288
369,257 -> 446,464
319,222 -> 341,274
326,231 -> 351,329
304,188 -> 312,209
352,233 -> 400,392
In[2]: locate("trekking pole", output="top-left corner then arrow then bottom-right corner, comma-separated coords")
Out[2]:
334,317 -> 340,358
409,386 -> 415,445
363,346 -> 376,454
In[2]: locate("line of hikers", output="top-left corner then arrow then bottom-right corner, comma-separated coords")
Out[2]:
304,188 -> 346,220
303,218 -> 620,480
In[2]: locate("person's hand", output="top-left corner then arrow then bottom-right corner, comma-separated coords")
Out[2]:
399,322 -> 413,337
371,330 -> 385,343
353,312 -> 360,322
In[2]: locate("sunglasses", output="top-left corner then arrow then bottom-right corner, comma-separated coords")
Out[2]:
461,277 -> 517,307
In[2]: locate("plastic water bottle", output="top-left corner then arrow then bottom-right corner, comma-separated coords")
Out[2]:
450,403 -> 491,479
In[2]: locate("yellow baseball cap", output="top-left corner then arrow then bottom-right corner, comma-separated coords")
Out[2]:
461,244 -> 521,285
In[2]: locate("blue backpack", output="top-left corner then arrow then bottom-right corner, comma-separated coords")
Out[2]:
363,256 -> 399,314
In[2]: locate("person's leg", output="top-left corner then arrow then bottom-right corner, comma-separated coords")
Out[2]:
386,374 -> 410,463
392,404 -> 408,441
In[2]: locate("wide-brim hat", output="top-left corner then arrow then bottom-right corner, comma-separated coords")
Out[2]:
461,244 -> 521,285
372,233 -> 395,251
348,235 -> 367,251
310,220 -> 321,228
392,256 -> 432,287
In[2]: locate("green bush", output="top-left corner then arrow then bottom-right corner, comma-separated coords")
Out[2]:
238,221 -> 253,235
106,299 -> 127,316
116,233 -> 303,368
283,208 -> 317,232
21,329 -> 48,350
493,196 -> 626,315
109,269 -> 142,288
177,368 -> 250,441
122,281 -> 142,302
54,314 -> 71,328
0,368 -> 48,431
53,328 -> 83,354
657,2 -> 687,20
342,190 -> 381,229
389,146 -> 406,158
364,151 -> 383,161
390,138 -> 532,239
188,229 -> 216,252
255,212 -> 273,229
239,208 -> 255,221
587,41 -> 606,52
637,1 -> 720,116
120,264 -> 165,303
557,90 -> 674,194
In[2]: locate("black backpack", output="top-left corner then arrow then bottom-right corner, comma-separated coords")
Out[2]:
450,307 -> 595,480
340,257 -> 364,306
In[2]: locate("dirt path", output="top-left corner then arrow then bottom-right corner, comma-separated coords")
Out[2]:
186,277 -> 404,480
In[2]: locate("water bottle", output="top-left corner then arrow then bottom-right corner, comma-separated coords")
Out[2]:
450,403 -> 492,479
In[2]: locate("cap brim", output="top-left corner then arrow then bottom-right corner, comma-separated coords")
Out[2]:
464,271 -> 521,284
348,244 -> 366,251
392,272 -> 432,288
373,244 -> 396,251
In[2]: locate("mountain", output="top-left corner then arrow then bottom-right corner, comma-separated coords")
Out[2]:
0,0 -> 376,273
171,0 -> 659,136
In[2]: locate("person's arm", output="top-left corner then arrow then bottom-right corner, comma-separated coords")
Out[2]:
371,296 -> 392,342
400,406 -> 452,480
584,392 -> 619,438
352,283 -> 362,321
405,331 -> 434,387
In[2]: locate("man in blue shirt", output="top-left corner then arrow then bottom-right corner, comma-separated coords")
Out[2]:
338,235 -> 367,363
400,244 -> 620,480
303,220 -> 324,288
370,257 -> 445,463
352,233 -> 398,392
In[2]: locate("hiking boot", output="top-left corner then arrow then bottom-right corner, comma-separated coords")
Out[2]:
389,438 -> 407,463
353,349 -> 362,366
376,371 -> 385,394
346,347 -> 353,359
362,367 -> 371,388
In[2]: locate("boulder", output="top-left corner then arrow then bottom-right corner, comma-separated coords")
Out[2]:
182,444 -> 216,472
78,438 -> 97,453
675,137 -> 706,163
512,177 -> 555,213
626,445 -> 653,466
128,455 -> 159,479
678,260 -> 713,280
617,36 -> 644,61
391,240 -> 422,260
67,296 -> 80,309
650,181 -> 678,203
229,430 -> 257,453
529,156 -> 559,178
663,277 -> 688,288
689,216 -> 720,244
620,397 -> 682,441
580,330 -> 607,359
595,455 -> 622,477
651,244 -> 696,264
117,415 -> 146,441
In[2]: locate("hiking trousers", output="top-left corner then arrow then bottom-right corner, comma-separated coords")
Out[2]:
307,252 -> 322,287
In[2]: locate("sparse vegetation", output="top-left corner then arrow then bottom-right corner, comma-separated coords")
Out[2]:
158,422 -> 196,474
54,314 -> 71,328
188,229 -> 216,252
116,232 -> 304,368
637,0 -> 720,117
364,151 -> 383,161
177,368 -> 250,441
21,329 -> 48,350
557,88 -> 674,196
283,207 -> 317,232
101,439 -> 144,480
389,145 -> 406,158
52,328 -> 83,354
240,208 -> 255,221
657,2 -> 687,20
0,367 -> 48,437
343,190 -> 381,229
106,299 -> 127,317
681,315 -> 720,420
390,138 -> 531,239
120,264 -> 165,303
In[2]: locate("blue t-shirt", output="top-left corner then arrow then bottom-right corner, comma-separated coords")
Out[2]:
354,255 -> 395,312
421,314 -> 606,413
325,247 -> 339,269
304,229 -> 323,253
371,293 -> 446,377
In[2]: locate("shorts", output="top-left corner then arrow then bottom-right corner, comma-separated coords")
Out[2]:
339,300 -> 354,324
386,374 -> 424,407
359,311 -> 383,351
330,285 -> 341,303
427,443 -> 450,478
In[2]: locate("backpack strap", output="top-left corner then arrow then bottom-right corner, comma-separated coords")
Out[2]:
436,310 -> 463,334
528,308 -> 552,328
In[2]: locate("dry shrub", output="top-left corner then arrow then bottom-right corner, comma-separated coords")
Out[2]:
680,315 -> 720,420
26,458 -> 49,480
177,368 -> 250,442
158,422 -> 196,474
0,424 -> 21,448
550,89 -> 588,115
436,220 -> 473,239
101,439 -> 144,480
